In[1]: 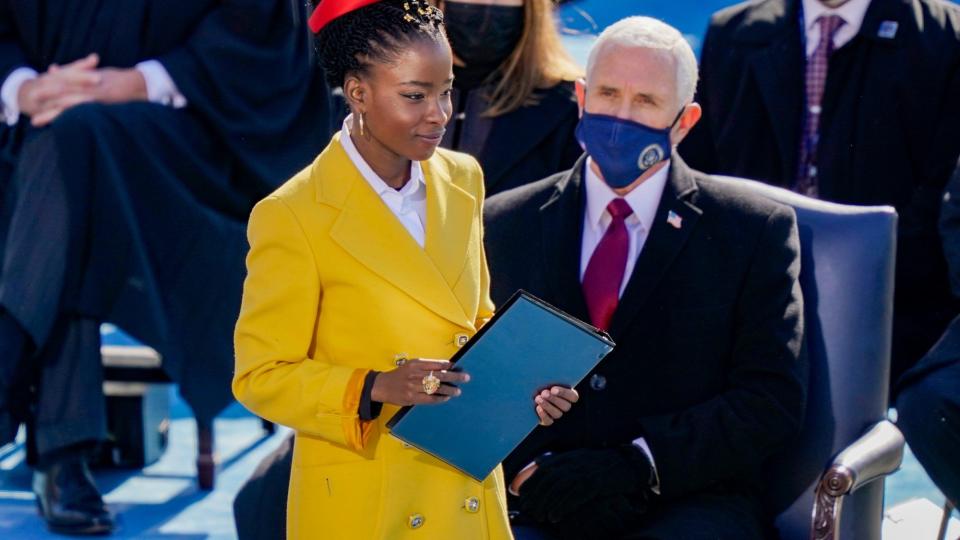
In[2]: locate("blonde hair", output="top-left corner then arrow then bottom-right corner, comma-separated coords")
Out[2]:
483,0 -> 583,117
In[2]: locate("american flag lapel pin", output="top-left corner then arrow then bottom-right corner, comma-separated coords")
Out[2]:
878,21 -> 898,39
667,210 -> 683,229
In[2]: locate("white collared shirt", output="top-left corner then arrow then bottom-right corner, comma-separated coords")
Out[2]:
339,114 -> 428,248
0,60 -> 187,126
802,0 -> 873,56
580,157 -> 670,297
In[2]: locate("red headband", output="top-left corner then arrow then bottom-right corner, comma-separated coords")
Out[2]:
309,0 -> 382,33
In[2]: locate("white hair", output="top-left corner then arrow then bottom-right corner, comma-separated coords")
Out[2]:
586,16 -> 699,107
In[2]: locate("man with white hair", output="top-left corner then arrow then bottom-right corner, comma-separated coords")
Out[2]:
485,16 -> 808,539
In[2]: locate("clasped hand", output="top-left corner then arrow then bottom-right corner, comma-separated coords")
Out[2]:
370,358 -> 579,425
515,446 -> 654,539
17,53 -> 149,127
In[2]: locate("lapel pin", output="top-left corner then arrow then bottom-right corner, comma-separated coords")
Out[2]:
667,210 -> 683,229
878,20 -> 898,39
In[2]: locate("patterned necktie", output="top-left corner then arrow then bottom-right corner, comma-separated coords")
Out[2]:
582,198 -> 634,331
795,14 -> 846,197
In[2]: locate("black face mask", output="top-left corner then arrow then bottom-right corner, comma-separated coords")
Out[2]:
444,3 -> 524,89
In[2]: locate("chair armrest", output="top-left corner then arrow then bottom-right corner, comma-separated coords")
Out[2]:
810,420 -> 905,540
828,420 -> 904,493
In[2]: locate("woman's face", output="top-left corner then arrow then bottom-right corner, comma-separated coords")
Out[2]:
353,38 -> 455,162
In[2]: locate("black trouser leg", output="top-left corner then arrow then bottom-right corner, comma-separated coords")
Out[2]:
0,129 -> 78,350
0,128 -> 100,456
33,316 -> 105,458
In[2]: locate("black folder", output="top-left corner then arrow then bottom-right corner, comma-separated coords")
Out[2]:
387,290 -> 615,481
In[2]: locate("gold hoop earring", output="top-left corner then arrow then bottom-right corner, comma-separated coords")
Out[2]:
358,113 -> 366,138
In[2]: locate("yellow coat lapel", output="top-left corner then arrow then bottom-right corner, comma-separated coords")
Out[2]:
314,135 -> 475,329
423,157 -> 476,299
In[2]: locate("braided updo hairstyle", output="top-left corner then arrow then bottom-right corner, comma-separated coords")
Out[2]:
315,0 -> 446,89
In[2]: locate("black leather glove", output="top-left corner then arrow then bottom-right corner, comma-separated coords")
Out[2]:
549,493 -> 648,540
516,445 -> 654,524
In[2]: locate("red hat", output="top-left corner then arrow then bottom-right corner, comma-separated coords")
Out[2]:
309,0 -> 382,33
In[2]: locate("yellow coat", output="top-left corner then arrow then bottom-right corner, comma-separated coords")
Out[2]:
233,133 -> 513,540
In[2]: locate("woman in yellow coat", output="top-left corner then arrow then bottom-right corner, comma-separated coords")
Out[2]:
233,1 -> 578,538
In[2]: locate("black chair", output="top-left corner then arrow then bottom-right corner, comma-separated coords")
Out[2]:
714,177 -> 904,540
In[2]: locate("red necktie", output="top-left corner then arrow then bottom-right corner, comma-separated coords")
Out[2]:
795,14 -> 846,197
582,198 -> 633,331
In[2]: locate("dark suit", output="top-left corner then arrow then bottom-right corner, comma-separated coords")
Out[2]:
680,0 -> 960,388
895,158 -> 960,505
484,155 -> 807,538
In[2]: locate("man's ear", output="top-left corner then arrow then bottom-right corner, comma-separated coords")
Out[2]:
671,102 -> 702,146
574,77 -> 586,118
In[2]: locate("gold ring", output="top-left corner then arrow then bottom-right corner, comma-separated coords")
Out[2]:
422,371 -> 441,395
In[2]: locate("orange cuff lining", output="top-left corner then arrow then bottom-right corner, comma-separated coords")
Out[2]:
341,368 -> 376,450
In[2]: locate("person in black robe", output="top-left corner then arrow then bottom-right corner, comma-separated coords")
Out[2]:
0,0 -> 336,534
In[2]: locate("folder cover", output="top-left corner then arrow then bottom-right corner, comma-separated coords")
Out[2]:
387,290 -> 615,481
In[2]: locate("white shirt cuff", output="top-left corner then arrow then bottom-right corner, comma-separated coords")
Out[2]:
1,67 -> 39,126
632,437 -> 661,495
135,60 -> 187,109
508,460 -> 539,497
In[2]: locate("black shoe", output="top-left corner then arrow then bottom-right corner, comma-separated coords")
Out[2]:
33,455 -> 115,536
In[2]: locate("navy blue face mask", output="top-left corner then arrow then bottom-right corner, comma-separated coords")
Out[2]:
575,108 -> 684,189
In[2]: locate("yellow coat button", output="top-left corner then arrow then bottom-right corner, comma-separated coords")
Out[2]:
408,514 -> 425,529
464,497 -> 480,513
454,333 -> 470,348
395,353 -> 408,367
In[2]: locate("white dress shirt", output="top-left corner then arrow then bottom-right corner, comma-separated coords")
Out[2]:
339,114 -> 428,248
135,60 -> 188,109
580,157 -> 670,297
802,0 -> 872,57
0,59 -> 186,126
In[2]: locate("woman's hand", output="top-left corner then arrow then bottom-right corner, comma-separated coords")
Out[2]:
535,386 -> 579,426
371,359 -> 470,406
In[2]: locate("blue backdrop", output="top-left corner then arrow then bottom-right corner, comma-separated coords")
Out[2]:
557,0 -> 960,60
